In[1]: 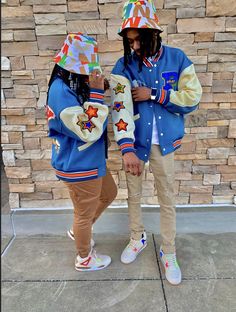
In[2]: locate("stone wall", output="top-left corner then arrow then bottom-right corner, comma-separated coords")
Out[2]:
1,0 -> 236,209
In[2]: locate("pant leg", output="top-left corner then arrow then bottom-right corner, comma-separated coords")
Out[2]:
126,161 -> 145,240
149,145 -> 176,253
64,178 -> 103,258
92,169 -> 117,223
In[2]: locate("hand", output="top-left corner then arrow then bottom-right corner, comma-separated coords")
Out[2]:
123,152 -> 142,176
131,87 -> 151,102
89,70 -> 104,90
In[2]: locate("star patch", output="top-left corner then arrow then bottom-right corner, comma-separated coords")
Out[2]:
113,101 -> 125,112
115,119 -> 128,132
113,83 -> 126,95
46,106 -> 55,121
85,105 -> 98,119
77,119 -> 96,133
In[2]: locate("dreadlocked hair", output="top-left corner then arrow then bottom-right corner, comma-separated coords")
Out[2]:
123,29 -> 162,71
47,64 -> 90,104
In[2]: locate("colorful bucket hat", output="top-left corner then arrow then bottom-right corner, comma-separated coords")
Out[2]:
54,33 -> 102,75
118,0 -> 163,35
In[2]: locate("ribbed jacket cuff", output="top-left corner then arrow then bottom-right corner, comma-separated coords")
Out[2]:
151,88 -> 170,106
89,88 -> 104,104
118,138 -> 135,155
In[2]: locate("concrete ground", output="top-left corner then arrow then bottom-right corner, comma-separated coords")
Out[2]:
2,207 -> 236,312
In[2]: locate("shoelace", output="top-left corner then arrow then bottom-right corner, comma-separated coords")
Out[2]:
165,254 -> 178,269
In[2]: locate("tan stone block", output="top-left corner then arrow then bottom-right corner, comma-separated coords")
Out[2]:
231,182 -> 236,190
213,195 -> 234,204
52,187 -> 70,199
99,3 -> 123,19
10,56 -> 25,70
1,132 -> 9,144
193,159 -> 226,166
222,174 -> 236,182
226,17 -> 236,32
1,108 -> 24,116
98,40 -> 123,53
175,154 -> 206,160
167,34 -> 194,46
36,24 -> 66,36
228,119 -> 236,138
2,125 -> 26,132
32,170 -> 57,182
9,193 -> 19,209
2,31 -> 14,41
5,167 -> 31,178
67,20 -> 106,35
1,78 -> 13,89
9,183 -> 34,193
2,150 -> 15,166
175,172 -> 192,180
9,132 -> 22,144
190,127 -> 218,139
14,30 -> 36,41
2,16 -> 35,30
25,56 -> 52,70
100,51 -> 123,66
14,84 -> 38,99
177,7 -> 205,19
203,174 -> 221,185
21,192 -> 53,200
23,138 -> 40,150
175,196 -> 190,205
217,165 -> 236,174
6,98 -> 36,108
190,193 -> 212,204
201,93 -> 213,102
15,149 -> 46,160
68,0 -> 97,12
228,156 -> 236,166
11,70 -> 34,80
206,0 -> 236,17
34,13 -> 66,25
2,42 -> 38,57
208,62 -> 236,72
7,114 -> 35,126
177,17 -> 225,33
179,182 -> 213,194
33,5 -> 67,13
208,147 -> 231,159
165,0 -> 204,9
195,32 -> 214,42
207,120 -> 229,127
20,199 -> 72,209
199,103 -> 218,110
2,6 -> 32,17
66,11 -> 99,20
41,137 -> 52,149
219,103 -> 231,109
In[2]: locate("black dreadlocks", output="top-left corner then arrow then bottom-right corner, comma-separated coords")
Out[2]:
123,28 -> 162,71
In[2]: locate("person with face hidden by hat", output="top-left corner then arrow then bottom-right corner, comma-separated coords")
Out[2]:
46,33 -> 117,271
110,0 -> 202,285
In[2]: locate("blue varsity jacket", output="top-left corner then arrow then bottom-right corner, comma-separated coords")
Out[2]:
110,45 -> 202,161
47,77 -> 108,182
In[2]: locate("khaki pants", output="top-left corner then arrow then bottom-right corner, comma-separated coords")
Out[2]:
64,169 -> 117,258
126,145 -> 176,253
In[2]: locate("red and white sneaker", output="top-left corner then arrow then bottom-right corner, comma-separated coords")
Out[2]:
67,229 -> 95,248
160,247 -> 182,285
121,231 -> 147,264
75,249 -> 111,272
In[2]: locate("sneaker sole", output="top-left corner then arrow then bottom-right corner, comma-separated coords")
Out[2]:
75,261 -> 111,272
121,243 -> 147,264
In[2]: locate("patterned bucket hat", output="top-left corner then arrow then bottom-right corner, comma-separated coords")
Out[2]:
54,33 -> 102,75
118,0 -> 163,35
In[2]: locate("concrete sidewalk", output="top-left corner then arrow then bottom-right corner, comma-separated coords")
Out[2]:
2,209 -> 236,312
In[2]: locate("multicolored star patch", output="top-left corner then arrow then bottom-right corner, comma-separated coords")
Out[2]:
115,118 -> 128,132
113,101 -> 125,112
85,105 -> 98,119
77,118 -> 96,133
113,83 -> 126,95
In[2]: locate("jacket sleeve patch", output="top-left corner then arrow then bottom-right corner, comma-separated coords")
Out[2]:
115,118 -> 128,132
113,101 -> 125,112
85,105 -> 98,119
113,83 -> 126,94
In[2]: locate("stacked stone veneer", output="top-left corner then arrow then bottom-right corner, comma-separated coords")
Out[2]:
1,0 -> 236,209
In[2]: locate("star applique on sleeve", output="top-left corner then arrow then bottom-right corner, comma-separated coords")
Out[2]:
77,118 -> 96,133
113,101 -> 125,112
113,83 -> 126,95
115,119 -> 128,132
85,105 -> 98,119
46,105 -> 55,121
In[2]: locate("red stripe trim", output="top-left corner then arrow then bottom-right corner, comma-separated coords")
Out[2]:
55,170 -> 98,178
173,140 -> 182,147
120,143 -> 134,149
159,89 -> 165,104
90,94 -> 104,99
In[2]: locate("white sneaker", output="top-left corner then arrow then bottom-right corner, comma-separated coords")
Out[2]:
75,249 -> 111,272
160,248 -> 182,285
67,229 -> 95,248
121,231 -> 147,264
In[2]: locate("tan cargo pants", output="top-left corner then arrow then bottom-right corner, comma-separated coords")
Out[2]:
126,145 -> 176,253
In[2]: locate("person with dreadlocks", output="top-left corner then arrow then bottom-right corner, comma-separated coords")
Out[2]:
46,33 -> 117,272
110,0 -> 202,285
